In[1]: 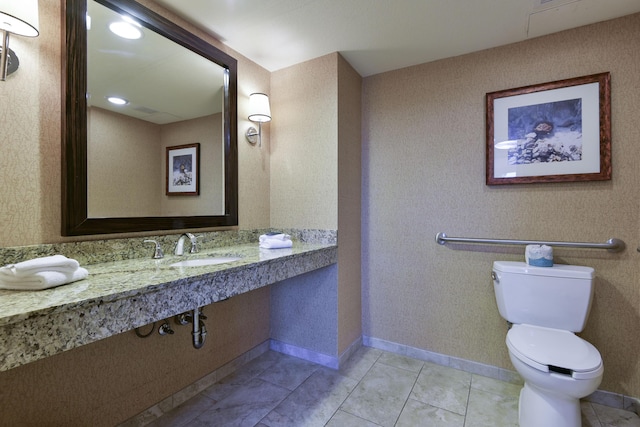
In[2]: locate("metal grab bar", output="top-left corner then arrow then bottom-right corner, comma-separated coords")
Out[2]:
435,232 -> 625,252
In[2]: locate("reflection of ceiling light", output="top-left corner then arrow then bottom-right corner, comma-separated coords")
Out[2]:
495,140 -> 518,150
107,96 -> 128,105
109,17 -> 142,39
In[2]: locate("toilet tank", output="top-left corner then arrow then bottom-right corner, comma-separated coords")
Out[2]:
492,261 -> 595,332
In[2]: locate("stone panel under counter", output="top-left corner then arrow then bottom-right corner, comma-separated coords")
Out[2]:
0,230 -> 337,372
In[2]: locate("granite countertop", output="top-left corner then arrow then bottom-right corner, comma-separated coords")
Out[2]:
0,241 -> 337,371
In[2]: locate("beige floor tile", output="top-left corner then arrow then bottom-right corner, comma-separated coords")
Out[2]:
410,362 -> 472,415
471,374 -> 522,399
258,353 -> 320,391
340,362 -> 419,426
591,402 -> 640,427
464,387 -> 519,427
396,398 -> 465,427
260,368 -> 358,427
582,401 -> 603,427
338,346 -> 382,381
143,347 -> 640,427
146,393 -> 215,427
377,351 -> 424,373
325,410 -> 381,427
193,378 -> 290,427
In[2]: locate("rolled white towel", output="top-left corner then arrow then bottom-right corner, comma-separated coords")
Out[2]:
0,267 -> 89,291
0,255 -> 80,278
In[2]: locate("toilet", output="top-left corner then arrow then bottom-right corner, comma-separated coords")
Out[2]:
492,261 -> 604,427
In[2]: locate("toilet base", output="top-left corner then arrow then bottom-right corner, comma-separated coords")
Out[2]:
519,382 -> 581,427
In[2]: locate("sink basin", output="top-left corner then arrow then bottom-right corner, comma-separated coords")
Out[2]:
169,257 -> 242,268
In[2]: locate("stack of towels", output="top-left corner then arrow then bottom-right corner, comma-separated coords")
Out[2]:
259,233 -> 293,249
0,255 -> 88,291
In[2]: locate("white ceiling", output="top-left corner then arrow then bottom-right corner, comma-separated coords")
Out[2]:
88,0 -> 225,124
152,0 -> 640,77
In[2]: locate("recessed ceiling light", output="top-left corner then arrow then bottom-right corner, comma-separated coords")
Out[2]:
107,96 -> 128,105
109,17 -> 142,40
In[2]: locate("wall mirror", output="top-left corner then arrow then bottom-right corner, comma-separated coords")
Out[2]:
63,0 -> 238,236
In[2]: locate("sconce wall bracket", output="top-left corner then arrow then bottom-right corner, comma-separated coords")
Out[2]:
246,126 -> 259,145
0,45 -> 19,79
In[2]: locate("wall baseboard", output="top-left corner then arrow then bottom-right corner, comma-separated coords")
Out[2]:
269,339 -> 339,369
269,336 -> 364,370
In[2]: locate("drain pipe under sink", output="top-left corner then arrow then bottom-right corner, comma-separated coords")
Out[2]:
191,308 -> 207,349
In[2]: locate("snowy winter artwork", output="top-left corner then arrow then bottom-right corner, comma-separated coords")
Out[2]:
166,143 -> 200,195
507,98 -> 583,164
486,73 -> 611,185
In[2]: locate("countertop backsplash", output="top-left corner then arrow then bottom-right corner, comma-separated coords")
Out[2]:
0,229 -> 337,266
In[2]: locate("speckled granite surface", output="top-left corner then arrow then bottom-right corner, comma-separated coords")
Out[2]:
0,230 -> 337,372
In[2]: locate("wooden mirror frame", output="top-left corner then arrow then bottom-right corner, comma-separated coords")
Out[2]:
62,0 -> 238,236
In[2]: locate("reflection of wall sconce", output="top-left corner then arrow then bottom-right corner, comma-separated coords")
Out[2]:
0,0 -> 39,81
245,93 -> 271,147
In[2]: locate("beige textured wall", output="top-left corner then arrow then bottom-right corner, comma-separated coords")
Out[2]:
362,14 -> 640,398
270,54 -> 338,230
160,113 -> 224,216
270,54 -> 362,356
88,107 -> 162,216
88,110 -> 224,217
337,56 -> 363,353
0,1 -> 273,425
0,0 -> 61,245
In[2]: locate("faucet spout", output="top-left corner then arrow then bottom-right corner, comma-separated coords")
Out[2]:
174,232 -> 198,255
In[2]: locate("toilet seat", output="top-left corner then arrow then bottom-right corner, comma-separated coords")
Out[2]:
507,324 -> 603,380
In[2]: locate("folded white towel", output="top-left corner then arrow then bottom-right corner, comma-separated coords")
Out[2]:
0,267 -> 89,291
259,233 -> 291,243
259,238 -> 293,249
259,247 -> 293,260
0,255 -> 80,278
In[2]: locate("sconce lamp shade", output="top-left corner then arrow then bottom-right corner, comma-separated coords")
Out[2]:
248,93 -> 271,123
0,0 -> 40,37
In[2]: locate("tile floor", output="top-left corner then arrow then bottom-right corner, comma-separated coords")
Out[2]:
147,347 -> 640,427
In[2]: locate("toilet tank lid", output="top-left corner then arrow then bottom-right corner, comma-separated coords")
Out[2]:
493,261 -> 594,279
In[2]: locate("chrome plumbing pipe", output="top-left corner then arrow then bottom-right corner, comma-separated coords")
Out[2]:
191,308 -> 207,349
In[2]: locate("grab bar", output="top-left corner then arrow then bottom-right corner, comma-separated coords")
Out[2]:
435,232 -> 625,252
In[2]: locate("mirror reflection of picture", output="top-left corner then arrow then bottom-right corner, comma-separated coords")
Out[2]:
166,143 -> 200,196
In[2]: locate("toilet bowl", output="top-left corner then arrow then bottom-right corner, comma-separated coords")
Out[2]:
507,324 -> 603,427
492,261 -> 604,427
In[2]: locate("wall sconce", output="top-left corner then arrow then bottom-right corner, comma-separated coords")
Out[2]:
245,93 -> 271,147
0,0 -> 39,81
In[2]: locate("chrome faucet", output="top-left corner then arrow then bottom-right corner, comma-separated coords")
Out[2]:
143,240 -> 164,259
174,233 -> 199,255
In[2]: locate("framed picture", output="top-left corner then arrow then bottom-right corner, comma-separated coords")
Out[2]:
486,72 -> 611,185
166,143 -> 200,196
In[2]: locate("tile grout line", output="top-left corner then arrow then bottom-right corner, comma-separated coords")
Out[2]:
462,374 -> 473,427
256,360 -> 322,426
325,350 -> 385,426
392,361 -> 427,427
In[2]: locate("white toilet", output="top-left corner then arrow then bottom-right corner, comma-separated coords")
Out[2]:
492,261 -> 604,427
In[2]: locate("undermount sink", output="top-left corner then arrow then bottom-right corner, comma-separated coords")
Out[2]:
169,257 -> 242,268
